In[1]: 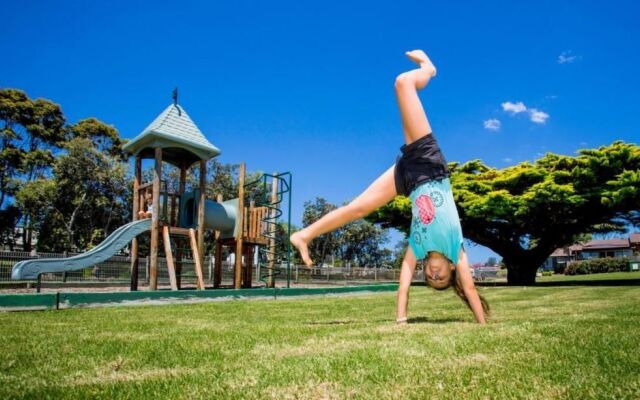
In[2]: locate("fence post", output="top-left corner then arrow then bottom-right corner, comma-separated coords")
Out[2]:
295,265 -> 298,283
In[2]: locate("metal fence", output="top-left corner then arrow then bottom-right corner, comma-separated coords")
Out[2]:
0,251 -> 414,288
292,265 -> 415,284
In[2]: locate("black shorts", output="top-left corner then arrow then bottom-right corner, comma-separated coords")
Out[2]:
394,133 -> 450,196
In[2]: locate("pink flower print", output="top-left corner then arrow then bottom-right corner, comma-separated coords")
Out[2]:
415,194 -> 436,225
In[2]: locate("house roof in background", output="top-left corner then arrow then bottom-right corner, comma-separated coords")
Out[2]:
550,236 -> 635,257
582,239 -> 630,250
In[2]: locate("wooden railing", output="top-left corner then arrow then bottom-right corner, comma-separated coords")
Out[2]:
243,206 -> 269,243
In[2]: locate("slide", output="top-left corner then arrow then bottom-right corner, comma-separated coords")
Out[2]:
11,219 -> 152,280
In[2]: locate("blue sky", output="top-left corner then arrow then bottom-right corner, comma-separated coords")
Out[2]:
1,1 -> 638,263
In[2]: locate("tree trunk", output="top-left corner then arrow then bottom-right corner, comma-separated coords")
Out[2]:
506,266 -> 538,285
105,202 -> 114,236
26,226 -> 32,252
66,192 -> 88,250
504,252 -> 549,285
22,215 -> 31,252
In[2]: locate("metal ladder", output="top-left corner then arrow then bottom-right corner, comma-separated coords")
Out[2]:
244,172 -> 292,288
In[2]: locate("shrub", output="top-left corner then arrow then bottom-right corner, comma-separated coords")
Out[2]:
564,257 -> 630,275
542,271 -> 554,276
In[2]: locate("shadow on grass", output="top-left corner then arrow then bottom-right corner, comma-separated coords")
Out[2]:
407,316 -> 467,324
306,320 -> 363,326
306,316 -> 465,325
476,279 -> 640,287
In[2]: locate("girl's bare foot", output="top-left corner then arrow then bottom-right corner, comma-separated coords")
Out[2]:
405,50 -> 437,77
290,231 -> 313,267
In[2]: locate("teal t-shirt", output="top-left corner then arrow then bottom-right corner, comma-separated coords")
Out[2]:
408,178 -> 464,264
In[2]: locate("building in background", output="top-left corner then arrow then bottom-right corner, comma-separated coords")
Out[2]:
542,234 -> 639,272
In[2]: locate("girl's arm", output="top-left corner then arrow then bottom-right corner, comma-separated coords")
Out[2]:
456,250 -> 486,324
396,247 -> 417,323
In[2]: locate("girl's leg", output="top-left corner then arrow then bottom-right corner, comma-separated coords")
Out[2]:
396,50 -> 437,145
290,51 -> 436,266
396,246 -> 418,324
291,164 -> 397,266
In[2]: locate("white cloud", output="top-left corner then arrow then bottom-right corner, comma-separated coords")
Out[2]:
483,119 -> 501,131
529,108 -> 549,124
558,51 -> 578,64
503,157 -> 513,163
501,100 -> 550,125
502,101 -> 527,114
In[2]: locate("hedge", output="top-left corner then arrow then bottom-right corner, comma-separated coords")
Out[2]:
564,257 -> 630,275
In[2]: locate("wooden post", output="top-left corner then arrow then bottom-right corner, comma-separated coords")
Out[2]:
249,200 -> 255,238
150,148 -> 162,290
175,165 -> 187,289
130,156 -> 142,291
213,193 -> 223,288
267,173 -> 279,288
189,228 -> 206,289
234,163 -> 246,289
162,226 -> 178,290
139,190 -> 145,216
198,160 -> 206,285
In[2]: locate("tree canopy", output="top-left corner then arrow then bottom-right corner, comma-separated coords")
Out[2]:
1,88 -> 66,249
367,141 -> 640,284
1,88 -> 130,252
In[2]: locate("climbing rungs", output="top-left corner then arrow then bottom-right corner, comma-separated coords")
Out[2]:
163,226 -> 191,236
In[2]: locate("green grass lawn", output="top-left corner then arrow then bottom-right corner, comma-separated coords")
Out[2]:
537,270 -> 640,282
1,285 -> 639,399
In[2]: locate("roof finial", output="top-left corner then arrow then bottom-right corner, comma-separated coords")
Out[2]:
172,87 -> 181,116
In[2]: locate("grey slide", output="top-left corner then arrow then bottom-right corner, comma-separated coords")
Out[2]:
11,219 -> 152,280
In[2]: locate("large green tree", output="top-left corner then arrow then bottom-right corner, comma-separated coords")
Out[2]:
16,120 -> 129,252
368,141 -> 640,285
0,88 -> 66,249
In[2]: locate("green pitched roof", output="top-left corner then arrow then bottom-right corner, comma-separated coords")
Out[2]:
123,104 -> 221,167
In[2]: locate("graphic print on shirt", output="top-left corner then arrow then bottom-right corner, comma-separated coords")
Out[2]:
429,190 -> 444,208
413,231 -> 422,244
415,194 -> 436,225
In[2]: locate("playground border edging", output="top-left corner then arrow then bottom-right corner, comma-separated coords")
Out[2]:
0,293 -> 58,311
0,284 -> 399,311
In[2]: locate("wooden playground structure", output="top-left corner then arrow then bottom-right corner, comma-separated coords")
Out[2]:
125,96 -> 290,291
